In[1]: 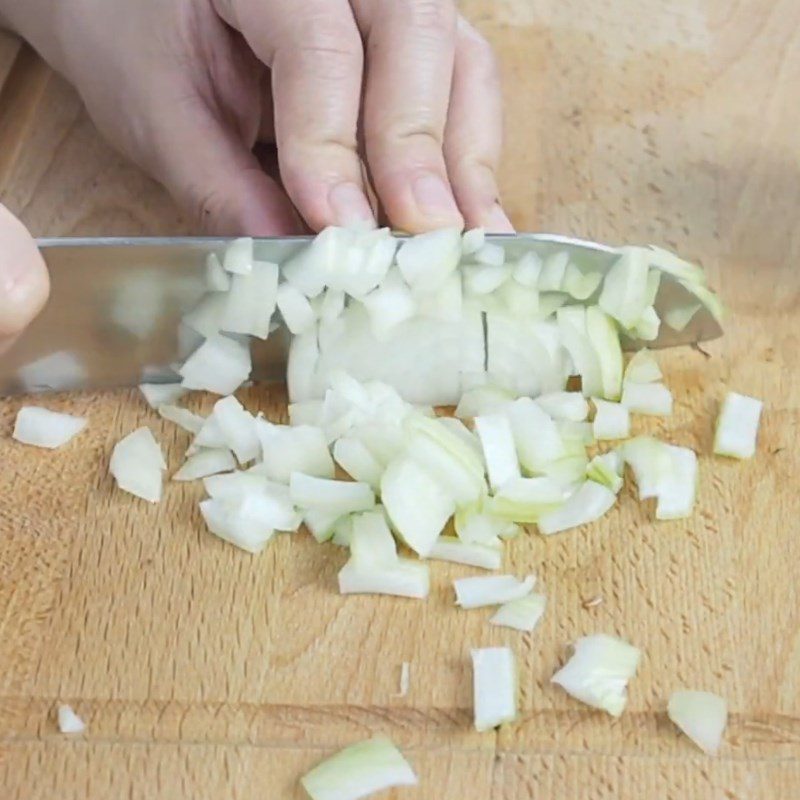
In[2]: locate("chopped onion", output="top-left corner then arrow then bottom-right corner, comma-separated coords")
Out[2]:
647,245 -> 707,285
139,382 -> 187,408
304,508 -> 343,543
222,237 -> 254,275
487,476 -> 568,523
537,480 -> 617,535
287,328 -> 320,403
199,494 -> 284,552
472,647 -> 518,732
182,293 -> 227,338
463,263 -> 510,295
622,436 -> 675,500
396,662 -> 411,697
563,264 -> 602,301
539,251 -> 569,291
291,473 -> 375,517
551,633 -> 641,717
288,400 -> 324,427
506,398 -> 566,474
158,404 -> 204,434
179,334 -> 251,396
317,288 -> 346,322
664,301 -> 702,332
282,227 -> 347,298
557,306 -> 603,397
668,690 -> 727,755
191,414 -> 227,451
513,250 -> 542,287
361,267 -> 417,338
109,427 -> 165,503
624,349 -> 662,384
713,391 -> 762,459
276,283 -> 317,334
381,455 -> 455,556
629,305 -> 661,341
12,407 -> 87,449
173,448 -> 236,481
462,227 -> 485,255
300,735 -> 418,800
455,384 -> 514,419
255,420 -> 335,482
57,704 -> 85,734
333,436 -> 384,489
221,261 -> 279,340
473,413 -> 520,492
454,507 -> 512,545
621,381 -> 673,416
428,535 -> 502,570
203,470 -> 275,499
396,227 -> 461,292
536,391 -> 589,422
599,247 -> 651,328
474,241 -> 505,267
586,451 -> 624,493
338,558 -> 430,598
206,252 -> 230,291
490,593 -> 547,632
587,306 -> 624,400
415,272 -> 463,321
592,399 -> 631,440
655,445 -> 697,520
213,396 -> 260,464
454,574 -> 535,609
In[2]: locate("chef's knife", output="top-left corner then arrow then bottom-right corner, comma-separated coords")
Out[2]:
0,234 -> 722,396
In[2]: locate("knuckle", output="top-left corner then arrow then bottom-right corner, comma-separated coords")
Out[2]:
405,0 -> 457,37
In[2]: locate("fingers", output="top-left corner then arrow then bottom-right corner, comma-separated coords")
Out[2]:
0,204 -> 49,354
354,0 -> 463,233
228,0 -> 375,231
150,90 -> 302,236
444,18 -> 513,232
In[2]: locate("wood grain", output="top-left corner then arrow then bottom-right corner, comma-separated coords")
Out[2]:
2,0 -> 800,796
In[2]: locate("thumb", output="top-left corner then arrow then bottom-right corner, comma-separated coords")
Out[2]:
149,97 -> 302,236
0,204 -> 49,352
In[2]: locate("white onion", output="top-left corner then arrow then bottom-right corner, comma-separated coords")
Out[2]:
490,592 -> 547,632
668,690 -> 727,755
157,404 -> 204,434
463,263 -> 510,295
276,282 -> 317,334
474,413 -> 520,492
139,382 -> 187,408
181,293 -> 227,338
396,662 -> 411,697
592,399 -> 631,440
454,574 -> 535,609
512,251 -> 542,287
586,450 -> 624,493
557,306 -> 603,397
655,445 -> 698,520
333,436 -> 384,489
537,480 -> 617,535
256,421 -> 335,482
621,381 -> 673,416
57,704 -> 85,734
551,633 -> 640,717
487,476 -> 568,523
472,647 -> 518,732
173,448 -> 236,481
563,264 -> 602,300
624,348 -> 662,384
200,495 -> 277,553
587,306 -> 624,400
395,227 -> 461,292
300,735 -> 418,800
539,251 -> 569,291
205,252 -> 230,291
599,247 -> 651,328
506,398 -> 565,473
12,407 -> 87,449
428,536 -> 502,570
221,260 -> 278,340
222,237 -> 254,275
361,267 -> 417,338
213,395 -> 260,464
474,241 -> 505,267
462,227 -> 485,255
110,427 -> 165,503
536,391 -> 589,422
179,334 -> 251,396
290,473 -> 375,517
714,391 -> 762,459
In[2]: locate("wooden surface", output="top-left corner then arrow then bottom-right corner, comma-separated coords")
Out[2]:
2,1 -> 800,797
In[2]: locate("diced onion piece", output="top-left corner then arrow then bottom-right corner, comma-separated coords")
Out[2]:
537,481 -> 617,535
221,260 -> 278,340
203,470 -> 275,499
507,398 -> 566,473
713,391 -> 762,459
300,735 -> 418,800
622,436 -> 674,500
455,507 -> 513,544
222,237 -> 254,275
587,306 -> 624,401
462,227 -> 485,255
173,448 -> 236,481
513,251 -> 542,287
557,306 -> 603,397
474,241 -> 505,267
57,704 -> 85,734
179,334 -> 251,396
276,283 -> 317,334
199,494 -> 283,552
206,252 -> 230,291
592,399 -> 631,440
664,301 -> 702,332
256,421 -> 335,482
629,305 -> 661,341
381,455 -> 455,557
599,247 -> 651,328
287,328 -> 320,403
487,477 -> 567,523
473,413 -> 520,492
317,288 -> 345,322
455,384 -> 513,419
621,381 -> 673,416
181,293 -> 227,339
563,264 -> 602,300
361,267 -> 416,337
536,391 -> 589,422
304,508 -> 343,543
291,473 -> 375,517
348,509 -> 397,564
110,427 -> 165,503
586,451 -> 624,493
558,420 -> 595,447
437,416 -> 483,458
158,404 -> 204,434
454,574 -> 535,609
213,396 -> 259,464
551,634 -> 641,717
472,647 -> 518,732
668,690 -> 728,755
677,279 -> 724,325
647,245 -> 707,285
282,227 -> 346,298
540,454 -> 590,488
415,272 -> 463,322
464,263 -> 510,295
289,400 -> 324,427
338,558 -> 430,599
624,349 -> 662,384
539,251 -> 569,291
397,662 -> 411,697
191,415 -> 227,452
396,227 -> 461,292
139,382 -> 187,408
331,515 -> 353,547
428,536 -> 502,570
333,437 -> 384,489
655,445 -> 698,520
12,407 -> 87,449
490,593 -> 547,632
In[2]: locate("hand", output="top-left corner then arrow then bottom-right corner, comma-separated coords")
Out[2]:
3,0 -> 512,236
0,205 -> 49,355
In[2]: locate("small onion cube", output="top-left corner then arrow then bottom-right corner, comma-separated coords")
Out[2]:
157,404 -> 204,434
428,536 -> 502,571
537,481 -> 617,535
621,381 -> 673,416
57,704 -> 85,734
490,593 -> 547,632
206,252 -> 230,291
12,407 -> 86,449
139,382 -> 187,408
109,427 -> 165,503
454,574 -> 535,609
472,647 -> 518,732
173,448 -> 236,481
179,334 -> 251,396
668,690 -> 728,755
276,283 -> 317,334
713,391 -> 762,459
222,237 -> 254,275
592,399 -> 631,440
290,473 -> 375,517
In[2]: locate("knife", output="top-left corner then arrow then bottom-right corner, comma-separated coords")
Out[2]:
0,234 -> 722,396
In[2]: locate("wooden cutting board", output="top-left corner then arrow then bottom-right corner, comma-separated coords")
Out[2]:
2,1 -> 800,797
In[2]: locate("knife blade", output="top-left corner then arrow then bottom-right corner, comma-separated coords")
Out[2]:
0,234 -> 722,396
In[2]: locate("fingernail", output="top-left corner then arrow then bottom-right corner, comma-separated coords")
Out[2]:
483,203 -> 515,233
328,182 -> 376,229
412,172 -> 462,222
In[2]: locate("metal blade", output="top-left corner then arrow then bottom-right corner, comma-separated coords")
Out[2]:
0,234 -> 722,396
